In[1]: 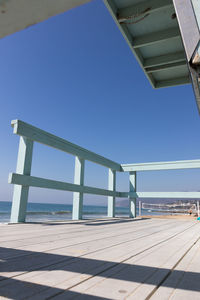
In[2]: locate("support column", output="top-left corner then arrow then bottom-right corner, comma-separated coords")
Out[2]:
191,0 -> 200,29
197,200 -> 200,217
191,0 -> 200,62
72,157 -> 85,220
10,137 -> 33,223
129,171 -> 137,218
139,200 -> 142,217
173,0 -> 200,111
107,169 -> 116,217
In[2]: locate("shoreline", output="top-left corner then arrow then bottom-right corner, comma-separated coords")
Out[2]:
141,214 -> 198,220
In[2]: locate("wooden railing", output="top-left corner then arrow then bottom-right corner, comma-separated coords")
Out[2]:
9,120 -> 200,222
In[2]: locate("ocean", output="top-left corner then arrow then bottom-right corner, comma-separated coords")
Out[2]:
0,201 -> 141,223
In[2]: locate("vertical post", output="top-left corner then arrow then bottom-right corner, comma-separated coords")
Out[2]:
139,200 -> 142,217
197,201 -> 200,217
191,0 -> 200,29
10,137 -> 33,223
107,169 -> 116,217
129,171 -> 137,218
173,0 -> 200,110
72,156 -> 85,220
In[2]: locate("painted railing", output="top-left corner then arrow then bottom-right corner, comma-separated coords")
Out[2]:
9,120 -> 200,222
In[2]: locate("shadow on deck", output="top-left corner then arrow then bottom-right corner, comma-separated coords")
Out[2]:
0,241 -> 200,299
20,217 -> 151,227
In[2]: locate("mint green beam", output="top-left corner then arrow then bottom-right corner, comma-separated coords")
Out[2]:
129,171 -> 137,218
11,120 -> 121,171
72,157 -> 85,220
121,159 -> 200,172
9,173 -> 200,199
9,173 -> 122,197
107,169 -> 116,217
10,137 -> 33,223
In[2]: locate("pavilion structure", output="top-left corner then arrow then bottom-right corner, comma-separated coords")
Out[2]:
1,0 -> 200,222
2,4 -> 200,299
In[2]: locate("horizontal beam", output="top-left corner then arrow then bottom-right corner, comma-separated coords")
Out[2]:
144,51 -> 186,68
132,192 -> 200,199
11,120 -> 121,171
117,0 -> 173,23
133,28 -> 180,49
9,173 -> 122,198
9,173 -> 200,199
146,61 -> 186,73
120,192 -> 200,199
156,76 -> 190,88
121,159 -> 200,172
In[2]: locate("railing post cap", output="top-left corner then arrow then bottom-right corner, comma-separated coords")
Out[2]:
8,172 -> 13,184
11,119 -> 19,127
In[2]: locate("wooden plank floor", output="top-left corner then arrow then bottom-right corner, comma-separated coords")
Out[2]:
0,217 -> 200,299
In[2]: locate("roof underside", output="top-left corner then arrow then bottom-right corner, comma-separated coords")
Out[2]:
104,0 -> 191,89
0,0 -> 91,38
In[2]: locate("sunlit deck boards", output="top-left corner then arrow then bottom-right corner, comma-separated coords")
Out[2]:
0,217 -> 200,299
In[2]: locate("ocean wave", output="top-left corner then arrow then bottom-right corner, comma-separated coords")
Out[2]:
83,211 -> 127,215
27,211 -> 106,215
0,210 -> 128,216
26,211 -> 71,215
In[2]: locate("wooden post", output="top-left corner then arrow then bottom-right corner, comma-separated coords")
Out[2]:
129,171 -> 137,218
10,137 -> 33,223
197,201 -> 200,217
72,156 -> 85,220
107,169 -> 116,217
139,200 -> 142,217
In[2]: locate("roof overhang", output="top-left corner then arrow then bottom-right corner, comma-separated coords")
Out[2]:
104,0 -> 190,90
0,0 -> 91,38
104,0 -> 200,113
0,0 -> 200,112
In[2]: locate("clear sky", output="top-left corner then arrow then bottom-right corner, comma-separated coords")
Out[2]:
0,0 -> 200,206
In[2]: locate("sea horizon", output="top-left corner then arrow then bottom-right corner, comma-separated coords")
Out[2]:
0,200 -> 133,223
1,199 -> 195,223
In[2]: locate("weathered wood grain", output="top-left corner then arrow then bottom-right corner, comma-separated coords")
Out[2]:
0,218 -> 199,300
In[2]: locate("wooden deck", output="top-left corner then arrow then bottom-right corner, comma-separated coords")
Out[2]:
0,217 -> 200,299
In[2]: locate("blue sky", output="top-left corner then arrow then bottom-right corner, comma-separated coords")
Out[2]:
0,0 -> 200,205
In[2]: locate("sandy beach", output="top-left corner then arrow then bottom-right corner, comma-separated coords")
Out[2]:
142,214 -> 198,220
